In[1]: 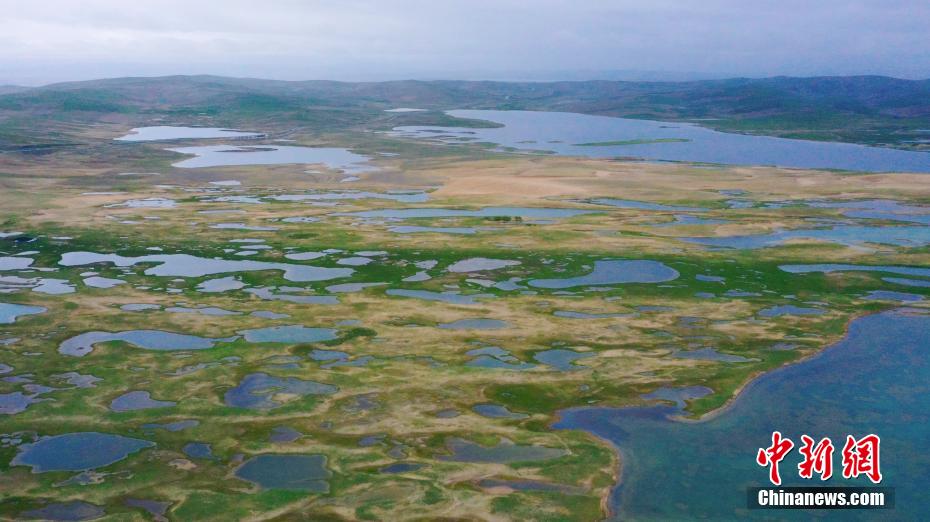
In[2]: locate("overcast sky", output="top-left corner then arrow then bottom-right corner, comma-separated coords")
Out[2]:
2,0 -> 928,85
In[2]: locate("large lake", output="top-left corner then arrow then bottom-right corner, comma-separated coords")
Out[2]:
555,310 -> 930,519
393,110 -> 930,173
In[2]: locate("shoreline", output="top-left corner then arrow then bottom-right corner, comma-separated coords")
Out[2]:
549,305 -> 910,520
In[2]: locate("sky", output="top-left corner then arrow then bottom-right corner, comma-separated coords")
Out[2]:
2,0 -> 928,85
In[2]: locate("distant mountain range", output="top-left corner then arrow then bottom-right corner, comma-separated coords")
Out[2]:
1,75 -> 928,150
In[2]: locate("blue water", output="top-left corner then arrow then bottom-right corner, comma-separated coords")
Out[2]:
237,325 -> 337,344
11,432 -> 154,472
116,126 -> 261,142
438,318 -> 509,330
386,289 -> 494,305
224,373 -> 337,410
0,302 -> 46,324
389,226 -> 477,234
182,442 -> 215,460
533,349 -> 595,371
335,207 -> 596,219
529,260 -> 679,288
473,404 -> 528,419
440,437 -> 567,463
268,191 -> 428,203
109,391 -> 176,412
60,252 -> 353,283
555,310 -> 930,519
758,305 -> 825,317
235,454 -> 331,491
58,330 -> 229,357
808,199 -> 930,225
394,110 -> 930,173
19,501 -> 106,521
779,264 -> 930,278
167,144 -> 373,172
687,225 -> 930,249
588,198 -> 706,212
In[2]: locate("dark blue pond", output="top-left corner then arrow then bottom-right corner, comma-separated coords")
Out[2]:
11,432 -> 154,472
235,454 -> 331,491
555,310 -> 930,519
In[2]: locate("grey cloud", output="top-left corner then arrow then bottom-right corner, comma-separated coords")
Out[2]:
1,0 -> 927,85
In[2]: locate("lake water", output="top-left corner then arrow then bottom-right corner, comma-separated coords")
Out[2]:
60,252 -> 353,282
110,391 -> 176,412
393,110 -> 930,173
533,349 -> 595,371
235,454 -> 331,492
386,289 -> 494,305
554,310 -> 930,519
687,224 -> 930,249
59,330 -> 230,357
389,226 -> 478,234
589,198 -> 706,212
529,260 -> 679,288
238,325 -> 337,344
268,191 -> 428,203
438,318 -> 509,330
0,302 -> 46,324
334,206 -> 596,220
779,264 -> 930,278
225,373 -> 337,410
116,126 -> 262,142
447,257 -> 520,273
11,432 -> 154,472
167,144 -> 374,172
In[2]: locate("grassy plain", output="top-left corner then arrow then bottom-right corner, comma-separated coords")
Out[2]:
1,126 -> 929,520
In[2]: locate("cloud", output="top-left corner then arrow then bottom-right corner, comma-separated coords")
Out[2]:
1,0 -> 927,84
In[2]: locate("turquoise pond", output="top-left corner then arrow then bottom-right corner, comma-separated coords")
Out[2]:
554,310 -> 930,520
